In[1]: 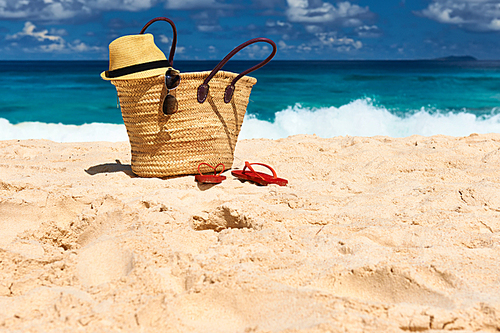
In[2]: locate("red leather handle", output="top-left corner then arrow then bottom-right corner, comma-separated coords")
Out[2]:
197,38 -> 277,103
140,17 -> 177,68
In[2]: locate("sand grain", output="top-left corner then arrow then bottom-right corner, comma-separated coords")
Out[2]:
0,135 -> 499,332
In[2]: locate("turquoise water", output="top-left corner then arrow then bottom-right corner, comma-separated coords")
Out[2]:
249,60 -> 500,119
1,60 -> 500,141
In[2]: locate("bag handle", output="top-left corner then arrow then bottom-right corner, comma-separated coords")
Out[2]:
140,17 -> 177,68
197,37 -> 277,104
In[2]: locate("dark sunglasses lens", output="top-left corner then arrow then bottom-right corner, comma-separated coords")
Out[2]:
165,69 -> 180,90
163,94 -> 178,115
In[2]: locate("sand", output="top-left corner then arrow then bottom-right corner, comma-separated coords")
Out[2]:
0,134 -> 500,332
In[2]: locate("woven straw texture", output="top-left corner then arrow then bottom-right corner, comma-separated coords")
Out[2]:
112,70 -> 257,177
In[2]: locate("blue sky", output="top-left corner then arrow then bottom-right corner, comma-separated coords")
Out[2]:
1,0 -> 500,60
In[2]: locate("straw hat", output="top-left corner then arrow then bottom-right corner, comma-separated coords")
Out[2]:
101,34 -> 170,80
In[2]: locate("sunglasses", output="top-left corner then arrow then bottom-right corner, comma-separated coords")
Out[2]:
163,68 -> 181,115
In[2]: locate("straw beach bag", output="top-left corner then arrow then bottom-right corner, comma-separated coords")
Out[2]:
101,17 -> 277,178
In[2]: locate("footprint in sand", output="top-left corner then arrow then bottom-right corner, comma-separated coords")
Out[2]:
310,265 -> 455,308
76,238 -> 134,287
191,203 -> 262,232
0,192 -> 87,248
161,287 -> 327,333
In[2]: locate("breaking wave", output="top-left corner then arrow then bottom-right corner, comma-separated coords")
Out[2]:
1,99 -> 500,142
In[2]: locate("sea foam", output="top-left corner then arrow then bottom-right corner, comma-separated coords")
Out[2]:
0,118 -> 128,142
1,99 -> 499,142
239,98 -> 500,139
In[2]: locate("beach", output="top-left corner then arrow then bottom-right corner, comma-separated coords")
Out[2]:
1,134 -> 500,332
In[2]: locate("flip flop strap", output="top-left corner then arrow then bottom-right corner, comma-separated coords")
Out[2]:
243,161 -> 277,180
198,162 -> 225,176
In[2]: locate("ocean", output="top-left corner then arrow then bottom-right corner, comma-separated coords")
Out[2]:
1,60 -> 500,142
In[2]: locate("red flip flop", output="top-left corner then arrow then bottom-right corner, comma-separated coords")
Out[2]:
195,163 -> 226,184
231,161 -> 288,186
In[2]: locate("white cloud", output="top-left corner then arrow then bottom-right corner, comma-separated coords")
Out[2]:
420,0 -> 500,31
355,25 -> 381,38
278,31 -> 363,55
297,44 -> 312,53
277,20 -> 292,28
316,32 -> 362,50
0,0 -> 156,21
87,0 -> 157,11
6,21 -> 104,53
277,0 -> 369,56
159,34 -> 170,44
488,18 -> 500,30
0,0 -> 229,21
69,40 -> 103,52
197,24 -> 222,32
343,18 -> 362,27
287,0 -> 308,9
7,21 -> 64,43
266,20 -> 293,29
235,44 -> 272,59
421,2 -> 465,24
305,25 -> 323,33
49,27 -> 68,36
278,40 -> 289,49
165,0 -> 218,10
286,0 -> 370,26
38,42 -> 65,52
0,0 -> 88,21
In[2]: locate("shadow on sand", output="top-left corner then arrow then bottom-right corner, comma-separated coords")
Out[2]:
85,159 -> 135,177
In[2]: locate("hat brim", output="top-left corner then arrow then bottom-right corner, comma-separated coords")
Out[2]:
100,67 -> 170,81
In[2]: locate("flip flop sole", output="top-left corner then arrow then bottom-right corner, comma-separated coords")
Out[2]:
195,175 -> 226,184
231,170 -> 287,186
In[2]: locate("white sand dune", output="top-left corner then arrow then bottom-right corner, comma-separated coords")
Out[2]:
0,134 -> 499,332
